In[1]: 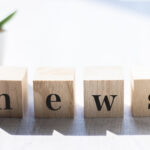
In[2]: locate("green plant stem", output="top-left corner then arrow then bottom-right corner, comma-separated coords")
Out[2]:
0,10 -> 17,30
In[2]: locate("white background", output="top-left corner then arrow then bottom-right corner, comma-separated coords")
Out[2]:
1,0 -> 150,149
1,0 -> 150,68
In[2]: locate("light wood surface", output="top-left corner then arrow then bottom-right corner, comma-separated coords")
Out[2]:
131,66 -> 150,117
0,66 -> 27,81
84,67 -> 124,118
33,67 -> 75,118
0,67 -> 28,117
84,66 -> 124,80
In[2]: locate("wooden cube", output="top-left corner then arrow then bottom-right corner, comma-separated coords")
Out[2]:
33,67 -> 75,118
0,67 -> 27,117
131,66 -> 150,117
84,67 -> 124,118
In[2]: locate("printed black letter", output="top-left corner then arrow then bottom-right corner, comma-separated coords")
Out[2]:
148,95 -> 150,109
92,95 -> 117,111
46,94 -> 61,111
0,94 -> 12,110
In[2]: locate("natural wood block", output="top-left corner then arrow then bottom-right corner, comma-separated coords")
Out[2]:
131,66 -> 150,117
0,67 -> 28,118
84,67 -> 124,118
33,67 -> 75,118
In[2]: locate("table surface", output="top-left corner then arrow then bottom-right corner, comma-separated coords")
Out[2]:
1,0 -> 150,149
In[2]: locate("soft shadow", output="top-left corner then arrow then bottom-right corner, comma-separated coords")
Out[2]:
32,118 -> 74,135
132,117 -> 150,135
84,117 -> 123,135
122,107 -> 150,135
119,103 -> 150,135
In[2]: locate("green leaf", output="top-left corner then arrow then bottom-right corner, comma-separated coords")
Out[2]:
0,10 -> 17,30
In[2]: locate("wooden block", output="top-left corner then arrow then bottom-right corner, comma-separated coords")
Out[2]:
131,66 -> 150,117
33,67 -> 75,118
84,67 -> 124,118
0,67 -> 28,118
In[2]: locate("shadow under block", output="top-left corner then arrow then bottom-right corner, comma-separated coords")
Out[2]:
84,67 -> 124,118
131,67 -> 150,117
33,68 -> 75,118
0,67 -> 28,118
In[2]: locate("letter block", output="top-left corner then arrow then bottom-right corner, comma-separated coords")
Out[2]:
84,67 -> 124,118
33,68 -> 75,118
0,67 -> 27,117
131,66 -> 150,117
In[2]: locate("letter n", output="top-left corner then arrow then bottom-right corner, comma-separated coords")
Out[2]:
0,94 -> 12,110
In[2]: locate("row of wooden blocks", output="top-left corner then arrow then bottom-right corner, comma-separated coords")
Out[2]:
0,66 -> 149,118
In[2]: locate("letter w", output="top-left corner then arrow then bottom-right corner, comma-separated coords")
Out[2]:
92,95 -> 117,111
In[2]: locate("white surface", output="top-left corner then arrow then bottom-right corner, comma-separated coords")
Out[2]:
1,0 -> 150,149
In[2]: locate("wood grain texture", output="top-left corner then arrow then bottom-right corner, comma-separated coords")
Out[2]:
0,67 -> 28,118
84,67 -> 124,118
22,71 -> 28,115
131,66 -> 150,117
33,67 -> 75,118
